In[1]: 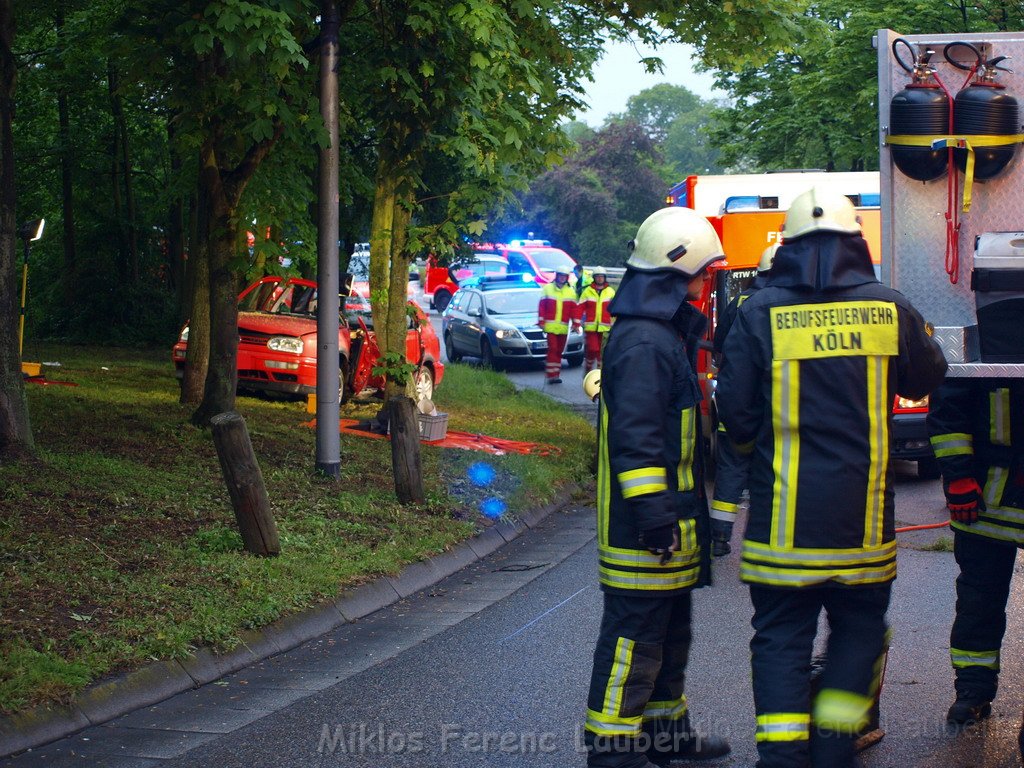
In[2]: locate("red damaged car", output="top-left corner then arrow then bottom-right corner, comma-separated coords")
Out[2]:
172,275 -> 443,402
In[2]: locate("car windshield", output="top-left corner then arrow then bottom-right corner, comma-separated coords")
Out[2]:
528,248 -> 575,272
451,257 -> 507,281
485,289 -> 541,315
265,281 -> 318,317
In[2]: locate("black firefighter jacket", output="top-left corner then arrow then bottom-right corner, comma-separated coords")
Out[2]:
928,378 -> 1024,545
717,232 -> 947,589
597,269 -> 712,596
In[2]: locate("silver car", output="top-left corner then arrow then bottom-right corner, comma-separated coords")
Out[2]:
441,278 -> 584,370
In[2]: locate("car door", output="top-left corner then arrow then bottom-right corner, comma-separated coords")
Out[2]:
457,292 -> 484,353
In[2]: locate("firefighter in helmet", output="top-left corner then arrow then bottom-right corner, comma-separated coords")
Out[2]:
584,206 -> 730,768
578,266 -> 617,373
538,267 -> 579,384
927,379 -> 1024,725
716,186 -> 946,767
709,243 -> 780,556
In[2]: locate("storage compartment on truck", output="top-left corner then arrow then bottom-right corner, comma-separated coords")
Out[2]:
971,232 -> 1024,363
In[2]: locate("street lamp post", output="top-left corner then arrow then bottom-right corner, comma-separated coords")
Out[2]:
16,218 -> 44,357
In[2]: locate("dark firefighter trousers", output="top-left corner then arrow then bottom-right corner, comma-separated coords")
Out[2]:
750,584 -> 890,768
711,426 -> 751,516
950,530 -> 1017,701
585,591 -> 696,768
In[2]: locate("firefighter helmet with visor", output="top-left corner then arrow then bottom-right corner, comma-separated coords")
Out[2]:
626,207 -> 725,277
781,186 -> 862,241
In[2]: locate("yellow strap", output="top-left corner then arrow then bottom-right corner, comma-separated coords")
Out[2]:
885,133 -> 1024,212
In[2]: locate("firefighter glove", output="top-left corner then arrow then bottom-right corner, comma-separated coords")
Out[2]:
710,518 -> 733,557
944,478 -> 986,524
639,523 -> 679,564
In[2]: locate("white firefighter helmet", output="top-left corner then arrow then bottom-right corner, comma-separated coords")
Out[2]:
554,266 -> 572,277
592,266 -> 607,277
583,369 -> 601,401
781,186 -> 862,241
626,207 -> 725,277
758,243 -> 781,273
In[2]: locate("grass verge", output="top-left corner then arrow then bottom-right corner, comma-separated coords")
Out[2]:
0,347 -> 594,716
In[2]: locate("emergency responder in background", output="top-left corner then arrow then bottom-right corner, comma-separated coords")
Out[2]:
927,378 -> 1024,725
717,186 -> 946,768
709,243 -> 779,556
578,266 -> 616,374
584,206 -> 730,768
537,268 -> 579,384
574,262 -> 593,299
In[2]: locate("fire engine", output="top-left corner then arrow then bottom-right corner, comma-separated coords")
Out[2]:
878,31 -> 1024,396
668,170 -> 939,477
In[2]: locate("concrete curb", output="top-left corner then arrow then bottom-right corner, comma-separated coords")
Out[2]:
0,483 -> 582,759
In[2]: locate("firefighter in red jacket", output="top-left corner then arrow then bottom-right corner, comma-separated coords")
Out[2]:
928,378 -> 1024,725
578,266 -> 616,373
538,268 -> 578,384
717,187 -> 946,768
584,206 -> 729,768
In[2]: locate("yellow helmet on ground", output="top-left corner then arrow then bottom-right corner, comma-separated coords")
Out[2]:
583,369 -> 601,401
626,207 -> 725,277
781,186 -> 862,241
758,243 -> 781,273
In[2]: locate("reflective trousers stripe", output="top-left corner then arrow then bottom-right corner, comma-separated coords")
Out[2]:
950,647 -> 1000,670
586,636 -> 642,736
643,696 -> 688,721
755,713 -> 810,742
813,688 -> 872,733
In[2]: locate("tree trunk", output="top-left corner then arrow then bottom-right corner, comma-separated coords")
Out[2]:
384,187 -> 412,400
166,125 -> 185,308
388,396 -> 423,504
192,167 -> 238,426
55,5 -> 76,309
0,0 -> 33,459
107,60 -> 138,283
191,124 -> 281,425
211,411 -> 279,556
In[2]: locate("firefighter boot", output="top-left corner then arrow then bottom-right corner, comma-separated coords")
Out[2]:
643,715 -> 731,765
947,693 -> 992,725
585,731 -> 659,768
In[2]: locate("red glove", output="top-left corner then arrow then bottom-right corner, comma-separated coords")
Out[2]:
944,478 -> 986,524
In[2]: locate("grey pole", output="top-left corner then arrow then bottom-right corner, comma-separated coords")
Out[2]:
315,0 -> 341,478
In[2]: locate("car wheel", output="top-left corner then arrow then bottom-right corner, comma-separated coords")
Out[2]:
917,455 -> 941,480
566,352 -> 584,368
444,331 -> 462,362
339,357 -> 351,404
481,339 -> 501,371
414,366 -> 434,403
434,290 -> 452,313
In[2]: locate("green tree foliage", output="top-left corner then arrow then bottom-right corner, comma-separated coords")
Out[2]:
498,120 -> 666,264
709,1 -> 1024,172
618,83 -> 724,176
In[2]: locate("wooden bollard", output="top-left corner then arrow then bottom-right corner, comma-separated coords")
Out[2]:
388,395 -> 424,504
210,411 -> 280,556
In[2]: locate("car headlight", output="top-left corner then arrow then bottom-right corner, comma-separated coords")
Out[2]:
267,336 -> 304,354
494,328 -> 520,340
179,326 -> 189,343
897,395 -> 929,409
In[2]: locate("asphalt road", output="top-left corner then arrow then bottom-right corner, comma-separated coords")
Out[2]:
7,297 -> 1024,768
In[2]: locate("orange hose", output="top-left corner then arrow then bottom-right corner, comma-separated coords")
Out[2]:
895,521 -> 950,533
